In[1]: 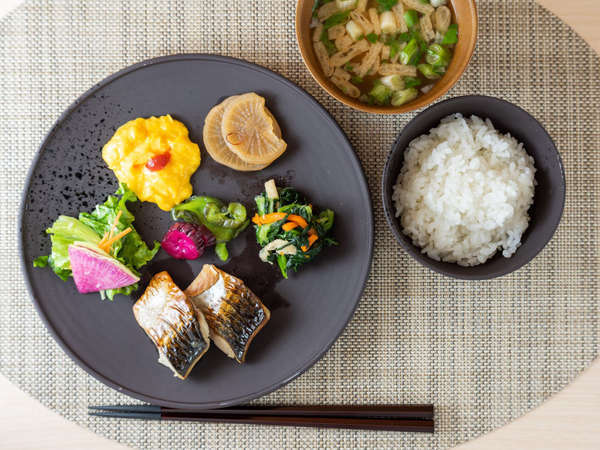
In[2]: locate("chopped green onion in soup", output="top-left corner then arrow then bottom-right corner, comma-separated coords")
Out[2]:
391,88 -> 419,106
403,76 -> 422,88
366,32 -> 379,43
418,63 -> 441,79
336,0 -> 358,9
403,10 -> 419,28
400,38 -> 421,65
311,0 -> 458,106
426,43 -> 451,67
442,24 -> 458,44
369,82 -> 393,104
380,74 -> 404,90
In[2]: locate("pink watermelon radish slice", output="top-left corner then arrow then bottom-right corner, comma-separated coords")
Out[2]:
68,243 -> 139,294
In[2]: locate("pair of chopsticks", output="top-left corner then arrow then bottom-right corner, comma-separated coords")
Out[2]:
89,404 -> 434,432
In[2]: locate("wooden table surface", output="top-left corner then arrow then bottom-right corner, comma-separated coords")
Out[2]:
0,1 -> 598,448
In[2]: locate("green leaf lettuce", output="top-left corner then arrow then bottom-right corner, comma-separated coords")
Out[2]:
35,184 -> 159,300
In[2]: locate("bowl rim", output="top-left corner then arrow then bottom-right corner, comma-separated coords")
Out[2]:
381,95 -> 566,280
295,0 -> 479,115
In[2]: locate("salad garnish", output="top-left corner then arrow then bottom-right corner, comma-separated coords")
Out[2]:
34,184 -> 160,299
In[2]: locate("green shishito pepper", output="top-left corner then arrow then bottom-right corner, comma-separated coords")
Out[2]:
203,201 -> 247,230
171,196 -> 249,260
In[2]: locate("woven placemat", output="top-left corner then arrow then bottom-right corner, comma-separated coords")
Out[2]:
0,0 -> 598,448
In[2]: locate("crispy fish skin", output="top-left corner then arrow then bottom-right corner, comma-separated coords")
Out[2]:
133,271 -> 210,379
185,265 -> 270,363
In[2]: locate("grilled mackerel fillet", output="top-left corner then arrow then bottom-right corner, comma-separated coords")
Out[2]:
185,264 -> 270,363
133,271 -> 210,379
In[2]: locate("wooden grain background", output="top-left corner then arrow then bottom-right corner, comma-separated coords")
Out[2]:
0,0 -> 598,448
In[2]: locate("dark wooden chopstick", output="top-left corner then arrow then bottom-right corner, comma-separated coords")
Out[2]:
89,404 -> 433,419
89,404 -> 434,433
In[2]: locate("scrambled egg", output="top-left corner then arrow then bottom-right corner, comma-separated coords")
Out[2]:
102,115 -> 200,211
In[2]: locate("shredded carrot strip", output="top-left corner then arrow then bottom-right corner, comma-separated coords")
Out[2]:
252,213 -> 309,227
301,234 -> 319,252
252,212 -> 287,225
287,214 -> 308,229
99,210 -> 123,247
108,211 -> 123,240
282,221 -> 298,232
99,227 -> 132,253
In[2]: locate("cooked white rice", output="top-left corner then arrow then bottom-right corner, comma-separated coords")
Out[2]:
392,114 -> 536,266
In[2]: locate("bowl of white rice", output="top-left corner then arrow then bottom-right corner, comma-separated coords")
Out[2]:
382,96 -> 565,280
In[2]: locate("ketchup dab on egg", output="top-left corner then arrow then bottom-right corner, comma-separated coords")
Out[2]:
145,152 -> 171,171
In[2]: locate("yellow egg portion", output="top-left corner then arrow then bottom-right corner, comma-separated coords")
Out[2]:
102,115 -> 201,211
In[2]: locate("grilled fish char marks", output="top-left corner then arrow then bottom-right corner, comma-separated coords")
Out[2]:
201,279 -> 267,361
133,271 -> 210,379
185,265 -> 270,363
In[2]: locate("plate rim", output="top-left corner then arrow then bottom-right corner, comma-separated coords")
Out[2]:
18,53 -> 374,409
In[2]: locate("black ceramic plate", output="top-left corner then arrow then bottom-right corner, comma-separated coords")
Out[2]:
20,54 -> 373,408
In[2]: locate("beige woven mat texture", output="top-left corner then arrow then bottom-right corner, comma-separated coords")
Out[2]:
0,0 -> 598,448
